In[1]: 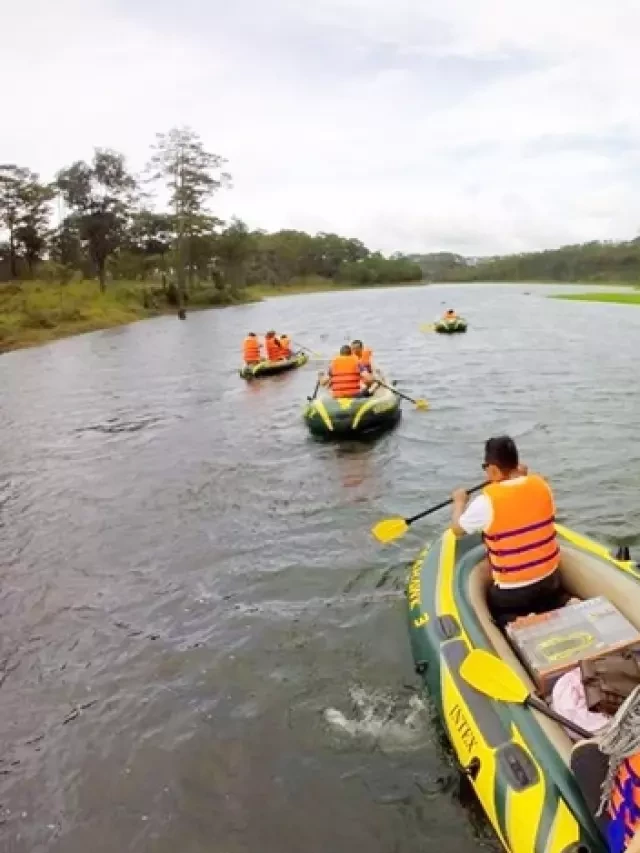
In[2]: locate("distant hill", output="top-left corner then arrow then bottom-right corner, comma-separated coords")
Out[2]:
405,252 -> 471,281
425,238 -> 640,284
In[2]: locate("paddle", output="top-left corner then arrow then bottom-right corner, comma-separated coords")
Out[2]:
371,482 -> 486,544
293,341 -> 323,358
459,649 -> 593,740
307,378 -> 321,402
374,380 -> 429,411
420,323 -> 435,333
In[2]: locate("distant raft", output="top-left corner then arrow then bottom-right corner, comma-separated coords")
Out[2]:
239,352 -> 309,380
303,376 -> 401,439
434,317 -> 468,334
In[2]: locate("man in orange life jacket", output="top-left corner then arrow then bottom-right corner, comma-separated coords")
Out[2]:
319,344 -> 374,398
449,435 -> 563,626
264,331 -> 285,361
279,334 -> 292,357
351,339 -> 373,370
242,332 -> 262,365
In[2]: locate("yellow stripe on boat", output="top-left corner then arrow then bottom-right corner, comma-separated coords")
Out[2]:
441,665 -> 508,851
351,398 -> 379,430
504,728 -> 546,853
543,798 -> 581,853
555,524 -> 640,577
436,529 -> 470,645
312,400 -> 334,432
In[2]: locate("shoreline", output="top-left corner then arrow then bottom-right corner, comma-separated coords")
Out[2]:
0,277 -> 424,356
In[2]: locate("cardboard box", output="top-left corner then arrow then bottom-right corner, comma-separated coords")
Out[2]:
505,596 -> 640,695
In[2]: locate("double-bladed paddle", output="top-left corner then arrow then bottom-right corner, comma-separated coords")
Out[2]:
371,482 -> 486,543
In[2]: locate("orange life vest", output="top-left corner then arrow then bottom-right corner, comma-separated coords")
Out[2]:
328,354 -> 362,398
482,474 -> 559,587
358,347 -> 373,369
265,336 -> 284,361
243,336 -> 261,364
280,335 -> 292,357
444,311 -> 457,320
608,754 -> 640,853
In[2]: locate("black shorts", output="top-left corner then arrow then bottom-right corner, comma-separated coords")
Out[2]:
487,570 -> 566,627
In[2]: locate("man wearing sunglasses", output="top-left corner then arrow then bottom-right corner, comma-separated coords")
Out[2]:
450,435 -> 564,626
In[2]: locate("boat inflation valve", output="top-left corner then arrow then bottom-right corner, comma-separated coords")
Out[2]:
462,757 -> 480,780
615,545 -> 631,561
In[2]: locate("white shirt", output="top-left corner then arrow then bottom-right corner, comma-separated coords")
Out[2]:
458,477 -> 556,589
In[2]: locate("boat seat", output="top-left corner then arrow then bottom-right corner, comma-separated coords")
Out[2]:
570,740 -> 609,834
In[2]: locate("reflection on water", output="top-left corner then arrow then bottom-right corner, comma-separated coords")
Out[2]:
0,282 -> 639,852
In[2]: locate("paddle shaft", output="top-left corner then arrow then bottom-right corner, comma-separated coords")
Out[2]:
375,380 -> 420,405
307,379 -> 320,402
406,482 -> 486,526
525,694 -> 592,739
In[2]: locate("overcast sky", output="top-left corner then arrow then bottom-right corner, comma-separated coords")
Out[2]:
4,0 -> 640,255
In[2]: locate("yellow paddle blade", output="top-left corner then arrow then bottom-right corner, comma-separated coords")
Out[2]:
414,399 -> 429,410
459,649 -> 529,705
371,517 -> 409,543
420,323 -> 435,332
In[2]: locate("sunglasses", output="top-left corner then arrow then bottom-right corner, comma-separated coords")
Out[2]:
482,462 -> 489,470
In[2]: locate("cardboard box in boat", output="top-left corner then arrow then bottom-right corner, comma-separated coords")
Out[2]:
506,596 -> 640,695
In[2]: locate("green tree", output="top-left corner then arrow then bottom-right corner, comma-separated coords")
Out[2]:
214,218 -> 257,290
56,149 -> 136,291
148,127 -> 230,303
0,165 -> 53,278
14,180 -> 55,274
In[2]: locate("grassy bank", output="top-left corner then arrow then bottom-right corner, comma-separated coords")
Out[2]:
0,279 -> 256,354
0,276 -> 425,355
552,290 -> 640,305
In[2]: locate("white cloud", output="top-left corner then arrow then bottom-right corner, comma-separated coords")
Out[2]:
3,0 -> 640,254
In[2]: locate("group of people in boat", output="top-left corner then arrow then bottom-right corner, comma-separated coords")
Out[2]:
242,331 -> 293,365
318,340 -> 375,399
452,435 -> 640,852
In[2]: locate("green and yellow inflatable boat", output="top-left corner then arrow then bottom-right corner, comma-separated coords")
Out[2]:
407,524 -> 640,853
239,352 -> 308,380
434,317 -> 468,333
303,377 -> 401,439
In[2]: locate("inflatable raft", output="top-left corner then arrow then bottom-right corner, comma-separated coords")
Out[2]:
303,376 -> 401,438
239,352 -> 308,380
407,524 -> 640,853
434,317 -> 467,333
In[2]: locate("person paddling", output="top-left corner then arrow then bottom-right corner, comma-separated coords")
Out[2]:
279,334 -> 292,358
351,339 -> 373,371
264,331 -> 285,361
450,435 -> 564,626
319,344 -> 374,398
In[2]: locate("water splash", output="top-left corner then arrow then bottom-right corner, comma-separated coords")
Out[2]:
323,686 -> 430,752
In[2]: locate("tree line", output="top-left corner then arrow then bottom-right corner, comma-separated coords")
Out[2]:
426,240 -> 640,284
0,128 -> 422,307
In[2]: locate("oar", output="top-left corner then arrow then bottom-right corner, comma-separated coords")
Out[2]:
459,649 -> 593,740
420,323 -> 435,332
371,482 -> 486,543
307,378 -> 321,402
374,380 -> 429,411
293,341 -> 323,358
